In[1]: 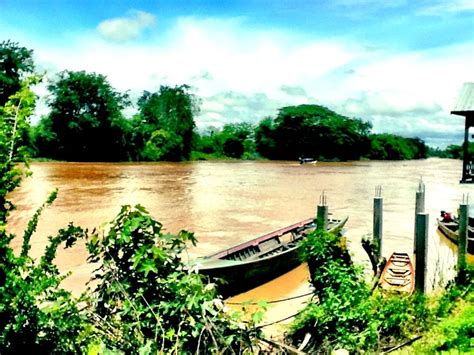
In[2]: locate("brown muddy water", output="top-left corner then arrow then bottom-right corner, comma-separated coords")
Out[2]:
6,158 -> 473,337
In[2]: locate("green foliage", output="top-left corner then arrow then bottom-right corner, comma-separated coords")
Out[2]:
0,75 -> 40,223
289,228 -> 473,353
0,72 -> 89,353
289,230 -> 377,352
34,70 -> 130,161
0,220 -> 88,353
254,117 -> 277,159
408,296 -> 474,353
429,142 -> 474,160
223,137 -> 244,158
0,40 -> 35,107
140,129 -> 183,161
369,134 -> 427,160
372,292 -> 433,347
135,85 -> 197,161
434,304 -> 474,352
83,204 -> 256,353
193,122 -> 257,160
254,104 -> 373,161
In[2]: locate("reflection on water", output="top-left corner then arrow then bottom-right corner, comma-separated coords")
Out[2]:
7,159 -> 473,331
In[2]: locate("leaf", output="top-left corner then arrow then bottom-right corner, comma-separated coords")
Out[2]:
138,259 -> 157,276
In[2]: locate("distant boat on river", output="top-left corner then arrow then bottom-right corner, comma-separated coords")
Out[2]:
196,215 -> 348,298
299,157 -> 317,165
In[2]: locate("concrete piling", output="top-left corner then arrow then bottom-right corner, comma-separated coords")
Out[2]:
415,212 -> 429,294
317,192 -> 328,231
373,185 -> 383,259
414,179 -> 425,253
457,196 -> 469,272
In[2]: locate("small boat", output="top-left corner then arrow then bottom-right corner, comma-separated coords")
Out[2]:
379,252 -> 415,294
196,216 -> 348,297
437,218 -> 474,254
299,157 -> 317,165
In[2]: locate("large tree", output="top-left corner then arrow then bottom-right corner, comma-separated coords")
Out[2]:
35,70 -> 130,161
135,85 -> 198,161
0,40 -> 35,107
256,104 -> 372,161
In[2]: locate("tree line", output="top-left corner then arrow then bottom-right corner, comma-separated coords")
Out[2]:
2,40 -> 467,162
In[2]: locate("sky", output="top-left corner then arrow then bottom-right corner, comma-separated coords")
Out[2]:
1,0 -> 473,148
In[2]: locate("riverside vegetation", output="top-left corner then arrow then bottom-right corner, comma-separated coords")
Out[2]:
3,40 -> 472,163
1,39 -> 473,353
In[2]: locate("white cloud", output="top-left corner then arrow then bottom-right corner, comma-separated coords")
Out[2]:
97,10 -> 156,42
418,0 -> 474,15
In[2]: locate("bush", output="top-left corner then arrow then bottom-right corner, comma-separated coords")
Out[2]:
80,204 -> 258,353
288,230 -> 377,352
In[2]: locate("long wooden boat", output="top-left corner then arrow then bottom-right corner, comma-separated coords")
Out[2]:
196,216 -> 348,298
379,252 -> 415,294
437,218 -> 474,254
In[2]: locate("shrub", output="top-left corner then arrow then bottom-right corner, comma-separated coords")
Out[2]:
81,204 -> 258,353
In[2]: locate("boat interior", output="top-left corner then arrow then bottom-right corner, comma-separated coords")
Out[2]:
222,230 -> 305,262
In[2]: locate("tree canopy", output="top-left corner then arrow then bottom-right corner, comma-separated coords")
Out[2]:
134,85 -> 198,161
35,70 -> 130,161
255,104 -> 373,161
0,40 -> 35,107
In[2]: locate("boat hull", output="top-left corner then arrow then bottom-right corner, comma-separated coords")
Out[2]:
437,219 -> 474,254
200,246 -> 303,297
197,216 -> 348,298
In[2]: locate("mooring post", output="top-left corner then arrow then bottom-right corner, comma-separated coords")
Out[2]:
414,178 -> 425,253
457,195 -> 469,272
317,192 -> 328,231
415,212 -> 429,294
373,185 -> 383,259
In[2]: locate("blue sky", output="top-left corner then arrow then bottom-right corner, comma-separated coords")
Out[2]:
1,0 -> 473,147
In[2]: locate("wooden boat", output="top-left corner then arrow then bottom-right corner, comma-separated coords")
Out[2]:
196,216 -> 348,298
437,218 -> 474,254
379,252 -> 415,294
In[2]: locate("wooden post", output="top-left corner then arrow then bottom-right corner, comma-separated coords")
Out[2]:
414,179 -> 425,253
373,185 -> 383,259
457,199 -> 469,271
317,193 -> 328,231
415,212 -> 429,294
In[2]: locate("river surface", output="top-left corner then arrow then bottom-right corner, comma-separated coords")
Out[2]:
7,159 -> 473,335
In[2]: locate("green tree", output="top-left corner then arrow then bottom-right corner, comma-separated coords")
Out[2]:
256,104 -> 372,161
369,134 -> 427,160
193,122 -> 257,159
136,85 -> 198,161
255,117 -> 277,159
223,136 -> 244,158
0,40 -> 35,107
193,127 -> 221,155
442,143 -> 474,160
35,70 -> 130,161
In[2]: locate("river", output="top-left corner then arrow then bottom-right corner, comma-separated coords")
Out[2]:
6,158 -> 473,336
